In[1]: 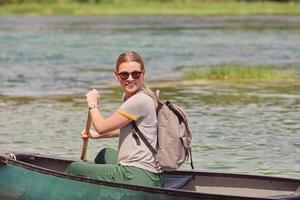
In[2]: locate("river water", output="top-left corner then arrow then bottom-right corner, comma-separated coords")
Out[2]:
0,15 -> 299,179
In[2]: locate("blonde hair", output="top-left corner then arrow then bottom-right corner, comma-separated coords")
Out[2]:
115,51 -> 153,94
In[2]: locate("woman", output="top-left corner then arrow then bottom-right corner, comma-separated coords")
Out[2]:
66,51 -> 164,187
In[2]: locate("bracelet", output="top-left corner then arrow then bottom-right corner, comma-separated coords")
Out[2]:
88,104 -> 98,110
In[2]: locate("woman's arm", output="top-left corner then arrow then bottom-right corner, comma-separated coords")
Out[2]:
89,108 -> 131,135
80,128 -> 120,140
84,89 -> 132,136
90,128 -> 120,139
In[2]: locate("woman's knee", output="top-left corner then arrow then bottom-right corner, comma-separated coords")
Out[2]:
94,148 -> 118,164
65,161 -> 87,175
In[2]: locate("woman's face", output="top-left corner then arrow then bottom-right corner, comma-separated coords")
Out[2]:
116,61 -> 144,97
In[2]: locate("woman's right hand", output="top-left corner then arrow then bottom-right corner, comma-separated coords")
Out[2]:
85,89 -> 100,107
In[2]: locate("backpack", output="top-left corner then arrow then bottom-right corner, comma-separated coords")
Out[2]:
132,91 -> 193,172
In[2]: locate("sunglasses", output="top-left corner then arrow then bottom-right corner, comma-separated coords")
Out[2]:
117,70 -> 143,80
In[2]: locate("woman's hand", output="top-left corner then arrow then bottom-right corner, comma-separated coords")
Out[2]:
85,89 -> 100,107
80,129 -> 90,141
80,129 -> 100,140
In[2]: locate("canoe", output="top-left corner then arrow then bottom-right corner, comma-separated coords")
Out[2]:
0,150 -> 299,200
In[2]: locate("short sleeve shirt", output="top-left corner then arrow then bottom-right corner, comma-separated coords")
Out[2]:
116,90 -> 159,173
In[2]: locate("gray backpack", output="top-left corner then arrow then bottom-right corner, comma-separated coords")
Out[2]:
132,92 -> 193,172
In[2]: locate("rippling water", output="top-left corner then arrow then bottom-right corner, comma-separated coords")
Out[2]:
1,15 -> 300,96
0,15 -> 299,180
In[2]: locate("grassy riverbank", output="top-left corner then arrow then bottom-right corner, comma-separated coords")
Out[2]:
182,64 -> 298,82
1,1 -> 300,15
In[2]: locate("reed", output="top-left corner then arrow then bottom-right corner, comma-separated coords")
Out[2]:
182,64 -> 296,82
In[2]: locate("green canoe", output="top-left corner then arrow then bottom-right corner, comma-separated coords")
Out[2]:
0,150 -> 299,200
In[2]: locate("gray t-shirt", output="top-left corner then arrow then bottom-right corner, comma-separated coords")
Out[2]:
116,90 -> 159,173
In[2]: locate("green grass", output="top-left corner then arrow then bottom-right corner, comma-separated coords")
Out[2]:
1,1 -> 300,15
183,64 -> 296,82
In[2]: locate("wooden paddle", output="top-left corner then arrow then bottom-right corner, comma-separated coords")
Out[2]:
80,110 -> 92,161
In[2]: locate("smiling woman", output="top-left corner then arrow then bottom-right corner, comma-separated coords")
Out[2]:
114,51 -> 146,97
65,51 -> 164,187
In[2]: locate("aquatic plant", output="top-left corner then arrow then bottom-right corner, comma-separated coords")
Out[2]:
0,94 -> 36,104
0,1 -> 300,15
183,64 -> 296,82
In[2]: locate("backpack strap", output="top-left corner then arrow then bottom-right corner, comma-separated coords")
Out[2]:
132,122 -> 157,156
142,90 -> 164,106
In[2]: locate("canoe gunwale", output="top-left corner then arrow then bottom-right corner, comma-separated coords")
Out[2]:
0,157 -> 7,166
166,170 -> 300,185
1,152 -> 300,200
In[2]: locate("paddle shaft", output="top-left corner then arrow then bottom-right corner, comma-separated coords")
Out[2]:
80,110 -> 92,161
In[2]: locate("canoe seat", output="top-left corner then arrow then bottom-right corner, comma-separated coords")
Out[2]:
164,175 -> 193,189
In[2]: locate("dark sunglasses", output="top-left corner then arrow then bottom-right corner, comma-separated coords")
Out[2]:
117,70 -> 143,80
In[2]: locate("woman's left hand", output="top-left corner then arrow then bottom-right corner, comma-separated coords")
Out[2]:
80,128 -> 90,141
80,129 -> 100,140
85,89 -> 100,106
